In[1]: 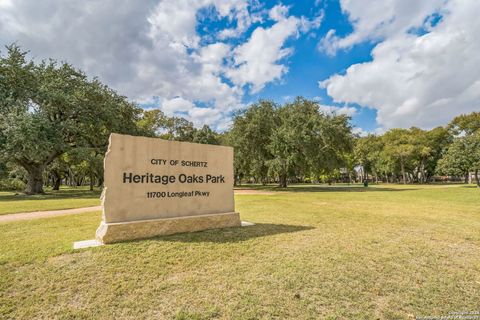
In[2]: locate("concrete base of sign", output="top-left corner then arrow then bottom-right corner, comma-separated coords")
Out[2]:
96,212 -> 241,244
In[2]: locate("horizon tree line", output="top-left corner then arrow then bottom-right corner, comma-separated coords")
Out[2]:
1,45 -> 479,194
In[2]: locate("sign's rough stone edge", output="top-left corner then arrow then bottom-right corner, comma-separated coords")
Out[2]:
96,212 -> 241,244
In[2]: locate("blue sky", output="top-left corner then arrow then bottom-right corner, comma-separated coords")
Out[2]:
240,0 -> 379,132
1,0 -> 479,132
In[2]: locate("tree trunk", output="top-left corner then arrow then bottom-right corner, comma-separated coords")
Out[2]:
464,172 -> 469,184
17,152 -> 61,195
25,166 -> 45,195
75,175 -> 84,186
53,177 -> 61,191
474,169 -> 479,187
52,171 -> 61,191
89,172 -> 94,191
400,159 -> 406,184
279,173 -> 287,188
261,176 -> 267,186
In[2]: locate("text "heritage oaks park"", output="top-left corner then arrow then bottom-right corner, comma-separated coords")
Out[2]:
122,172 -> 226,184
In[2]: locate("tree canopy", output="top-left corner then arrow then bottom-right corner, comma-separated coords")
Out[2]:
1,44 -> 479,193
228,97 -> 353,187
0,45 -> 141,193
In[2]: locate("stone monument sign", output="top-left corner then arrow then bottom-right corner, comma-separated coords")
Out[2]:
96,133 -> 241,243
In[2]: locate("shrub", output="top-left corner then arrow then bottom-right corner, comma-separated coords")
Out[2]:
0,178 -> 26,191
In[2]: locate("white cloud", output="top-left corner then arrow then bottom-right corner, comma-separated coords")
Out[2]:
352,126 -> 384,137
226,22 -> 296,93
0,0 -> 318,130
321,0 -> 480,129
352,127 -> 367,137
147,1 -> 198,48
188,107 -> 224,127
226,7 -> 300,93
225,5 -> 322,93
215,0 -> 265,40
320,0 -> 443,55
148,0 -> 253,47
318,104 -> 357,116
161,97 -> 195,116
192,42 -> 231,74
268,4 -> 289,22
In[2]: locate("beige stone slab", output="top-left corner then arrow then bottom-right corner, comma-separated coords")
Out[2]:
94,134 -> 241,243
96,212 -> 241,244
102,134 -> 235,224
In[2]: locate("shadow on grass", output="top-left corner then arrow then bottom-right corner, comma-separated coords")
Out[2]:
458,184 -> 480,189
147,223 -> 314,244
0,188 -> 101,202
236,185 -> 417,193
276,186 -> 417,193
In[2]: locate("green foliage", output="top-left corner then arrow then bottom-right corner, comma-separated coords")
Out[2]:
268,97 -> 353,187
138,110 -> 220,145
0,161 -> 27,191
371,127 -> 451,184
0,44 -> 141,194
229,100 -> 278,184
137,109 -> 167,137
192,125 -> 221,145
229,97 -> 353,187
2,44 -> 480,190
354,134 -> 383,179
448,112 -> 480,136
437,114 -> 480,185
437,133 -> 480,181
0,178 -> 25,191
421,127 -> 451,180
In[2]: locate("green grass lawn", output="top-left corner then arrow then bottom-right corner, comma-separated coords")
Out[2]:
0,187 -> 101,215
0,184 -> 479,319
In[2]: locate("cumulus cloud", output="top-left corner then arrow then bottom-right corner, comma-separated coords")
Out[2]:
217,2 -> 264,40
318,104 -> 357,116
226,4 -> 321,93
321,0 -> 480,129
268,4 -> 289,22
161,97 -> 195,115
352,127 -> 367,137
352,127 -> 384,137
0,0 -> 319,129
192,42 -> 231,74
226,18 -> 297,93
320,0 -> 443,55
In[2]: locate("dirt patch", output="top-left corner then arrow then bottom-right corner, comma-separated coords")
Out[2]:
0,206 -> 101,223
1,189 -> 276,223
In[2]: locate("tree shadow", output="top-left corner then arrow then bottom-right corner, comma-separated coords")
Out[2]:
276,186 -> 418,193
143,223 -> 314,244
457,185 -> 479,189
236,185 -> 417,193
0,188 -> 101,202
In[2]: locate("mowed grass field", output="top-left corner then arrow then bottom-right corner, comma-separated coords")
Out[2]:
0,187 -> 101,215
0,184 -> 479,319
